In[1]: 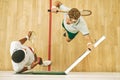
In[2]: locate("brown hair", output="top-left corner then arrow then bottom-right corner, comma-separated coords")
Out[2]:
68,8 -> 81,20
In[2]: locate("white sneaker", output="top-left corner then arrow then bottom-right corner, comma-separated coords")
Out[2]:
42,60 -> 52,67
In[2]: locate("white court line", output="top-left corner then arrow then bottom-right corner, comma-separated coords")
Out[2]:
65,36 -> 106,74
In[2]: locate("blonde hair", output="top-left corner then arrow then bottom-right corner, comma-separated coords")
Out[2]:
68,8 -> 81,20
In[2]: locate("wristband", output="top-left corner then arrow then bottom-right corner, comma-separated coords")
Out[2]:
52,6 -> 57,8
27,66 -> 31,70
25,36 -> 29,40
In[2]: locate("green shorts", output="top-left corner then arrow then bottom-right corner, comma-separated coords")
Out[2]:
62,22 -> 78,40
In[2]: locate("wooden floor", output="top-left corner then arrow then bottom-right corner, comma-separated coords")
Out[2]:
0,71 -> 120,80
0,0 -> 120,72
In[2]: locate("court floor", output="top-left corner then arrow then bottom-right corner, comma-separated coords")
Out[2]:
0,71 -> 120,80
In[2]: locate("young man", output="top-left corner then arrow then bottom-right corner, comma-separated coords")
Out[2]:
52,1 -> 94,50
10,31 -> 51,73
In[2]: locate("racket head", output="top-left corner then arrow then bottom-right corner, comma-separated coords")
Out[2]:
80,10 -> 92,16
29,31 -> 36,44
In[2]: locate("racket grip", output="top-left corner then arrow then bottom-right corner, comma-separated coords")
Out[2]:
48,9 -> 59,12
48,9 -> 51,12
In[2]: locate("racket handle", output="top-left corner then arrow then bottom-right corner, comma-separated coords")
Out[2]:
48,9 -> 51,12
48,9 -> 59,12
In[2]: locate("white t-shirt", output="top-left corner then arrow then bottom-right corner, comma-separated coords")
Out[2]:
60,5 -> 89,35
10,41 -> 35,72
